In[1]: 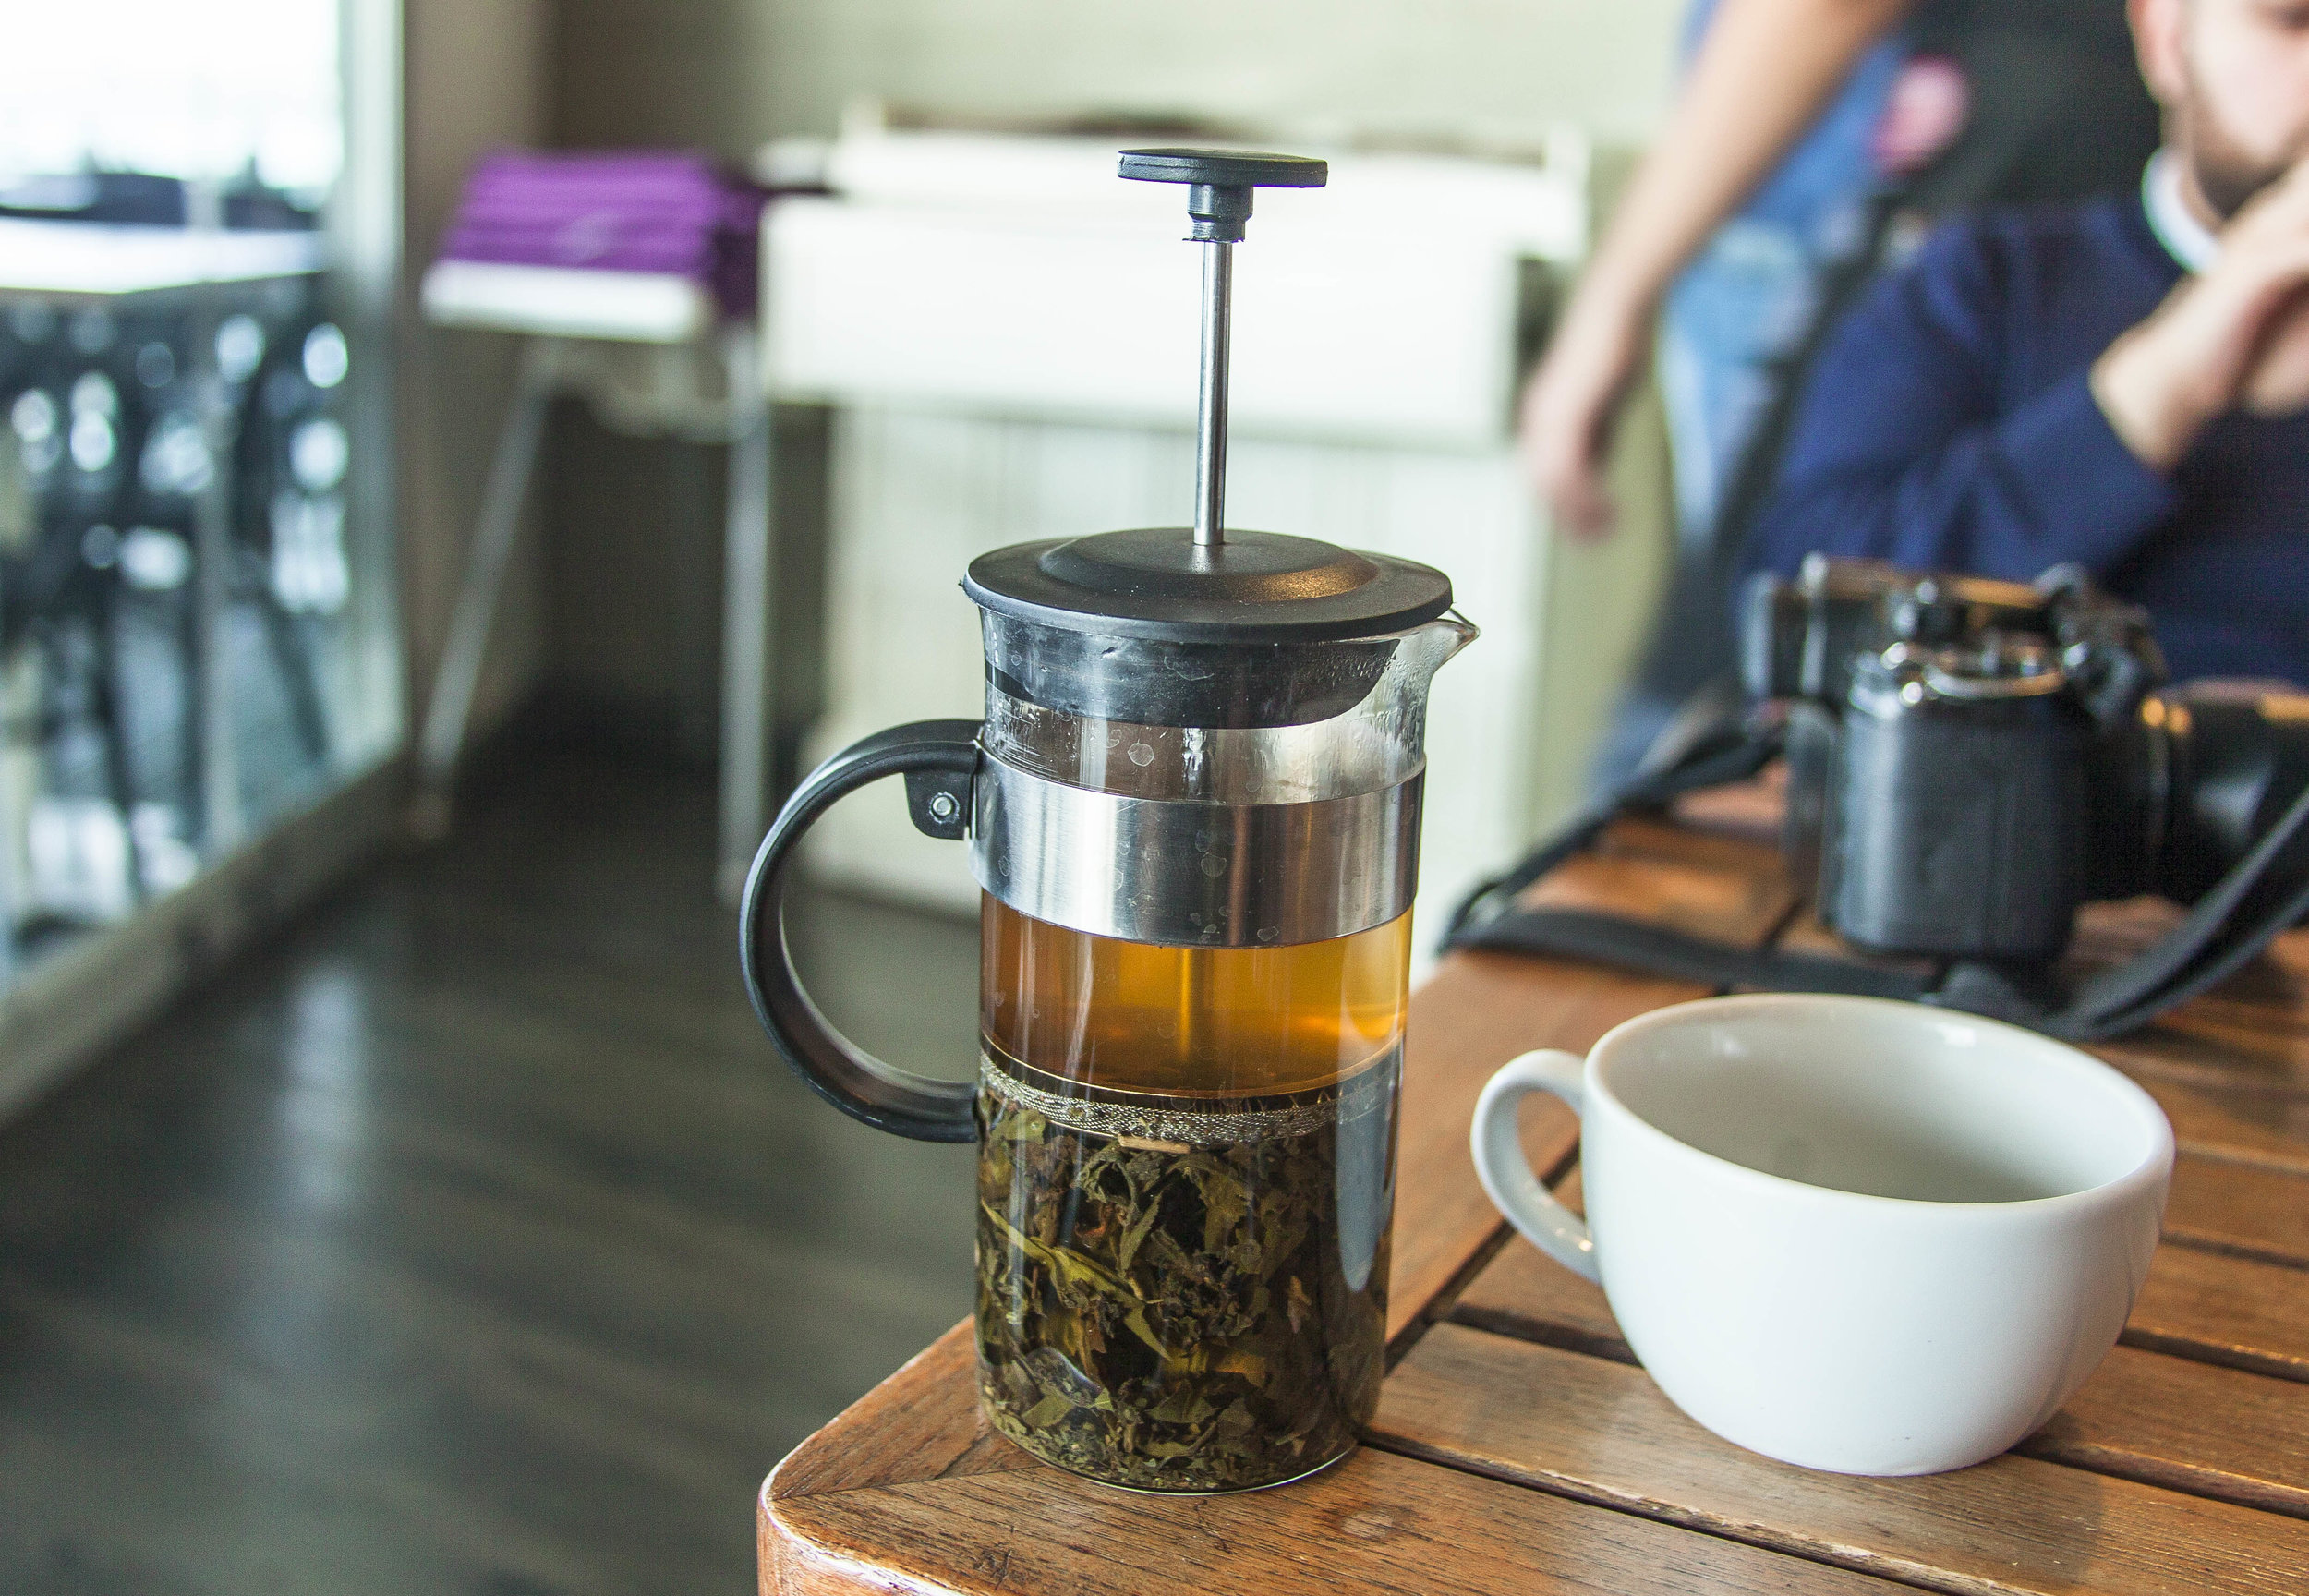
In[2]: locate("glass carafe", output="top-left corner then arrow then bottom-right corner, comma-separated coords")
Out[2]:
968,615 -> 1470,1489
736,147 -> 1476,1493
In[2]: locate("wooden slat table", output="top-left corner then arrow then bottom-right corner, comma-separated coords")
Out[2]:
758,804 -> 2309,1594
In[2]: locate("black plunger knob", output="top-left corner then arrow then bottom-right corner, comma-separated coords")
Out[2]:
1118,147 -> 1328,242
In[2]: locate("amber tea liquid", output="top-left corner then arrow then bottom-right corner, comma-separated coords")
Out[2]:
973,896 -> 1408,1492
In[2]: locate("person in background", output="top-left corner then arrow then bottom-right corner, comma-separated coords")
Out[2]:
1748,0 -> 2309,687
1524,0 -> 2158,780
1525,0 -> 1916,545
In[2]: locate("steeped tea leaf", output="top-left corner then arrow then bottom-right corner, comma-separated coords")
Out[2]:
973,1053 -> 1396,1493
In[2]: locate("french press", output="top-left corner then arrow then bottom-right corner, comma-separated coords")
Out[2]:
740,149 -> 1473,1492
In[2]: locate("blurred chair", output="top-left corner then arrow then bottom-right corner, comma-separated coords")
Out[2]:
416,151 -> 773,895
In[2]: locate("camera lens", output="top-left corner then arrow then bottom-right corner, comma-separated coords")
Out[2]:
2154,686 -> 2309,901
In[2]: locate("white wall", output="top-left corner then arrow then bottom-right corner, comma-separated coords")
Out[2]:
562,0 -> 1686,157
770,0 -> 1683,142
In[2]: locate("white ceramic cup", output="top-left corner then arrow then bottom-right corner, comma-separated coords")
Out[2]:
1470,993 -> 2173,1476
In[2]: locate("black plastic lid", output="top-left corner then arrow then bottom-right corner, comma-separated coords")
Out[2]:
962,526 -> 1454,645
1117,149 -> 1331,189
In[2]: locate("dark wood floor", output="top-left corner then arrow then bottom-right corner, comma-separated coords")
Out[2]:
0,749 -> 982,1596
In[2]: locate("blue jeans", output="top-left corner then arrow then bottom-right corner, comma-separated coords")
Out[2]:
1659,216 -> 1836,552
1588,65 -> 1894,793
1657,1 -> 1902,541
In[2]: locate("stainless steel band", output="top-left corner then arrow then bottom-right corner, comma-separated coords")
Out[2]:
970,755 -> 1420,947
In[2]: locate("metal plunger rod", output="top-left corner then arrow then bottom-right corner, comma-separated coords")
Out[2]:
1194,239 -> 1233,549
1116,149 -> 1326,546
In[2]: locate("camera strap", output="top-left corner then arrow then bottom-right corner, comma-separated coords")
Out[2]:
1442,707 -> 1783,947
2049,782 -> 2309,1039
1445,723 -> 2309,1044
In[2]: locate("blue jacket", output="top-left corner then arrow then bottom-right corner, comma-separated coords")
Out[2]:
1748,194 -> 2309,685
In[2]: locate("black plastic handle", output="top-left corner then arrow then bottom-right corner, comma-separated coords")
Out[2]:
738,719 -> 984,1142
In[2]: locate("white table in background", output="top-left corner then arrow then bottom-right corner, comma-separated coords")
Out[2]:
417,260 -> 773,899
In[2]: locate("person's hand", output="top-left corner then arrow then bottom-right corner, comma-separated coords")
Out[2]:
2092,156 -> 2309,469
1517,289 -> 1649,539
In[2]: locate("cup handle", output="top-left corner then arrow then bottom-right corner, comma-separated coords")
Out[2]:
1470,1049 -> 1599,1282
738,719 -> 984,1143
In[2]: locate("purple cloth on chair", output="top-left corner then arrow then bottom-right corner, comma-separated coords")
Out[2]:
437,150 -> 767,318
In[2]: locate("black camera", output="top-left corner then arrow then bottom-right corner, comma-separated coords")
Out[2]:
1743,556 -> 2309,963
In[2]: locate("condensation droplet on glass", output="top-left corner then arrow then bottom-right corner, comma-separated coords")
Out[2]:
217,314 -> 265,384
70,371 -> 116,418
69,412 -> 115,473
304,323 -> 350,388
11,389 -> 56,444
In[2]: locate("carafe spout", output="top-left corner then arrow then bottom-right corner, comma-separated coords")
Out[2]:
1396,611 -> 1481,694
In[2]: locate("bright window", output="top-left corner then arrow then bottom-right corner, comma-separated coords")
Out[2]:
0,0 -> 340,200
